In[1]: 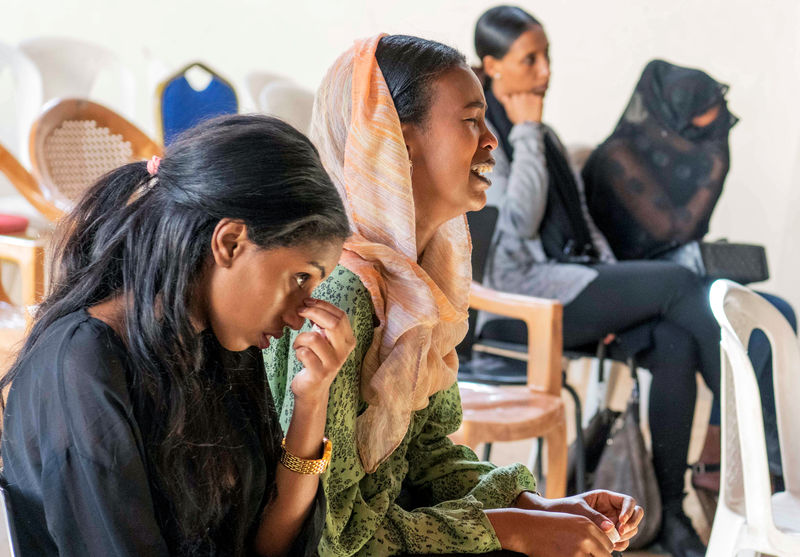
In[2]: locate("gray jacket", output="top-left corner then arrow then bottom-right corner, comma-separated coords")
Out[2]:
484,120 -> 615,305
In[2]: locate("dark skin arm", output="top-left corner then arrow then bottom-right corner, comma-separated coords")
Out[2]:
484,489 -> 643,556
254,300 -> 356,557
514,490 -> 645,552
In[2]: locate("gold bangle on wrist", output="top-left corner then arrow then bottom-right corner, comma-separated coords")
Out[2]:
280,437 -> 332,475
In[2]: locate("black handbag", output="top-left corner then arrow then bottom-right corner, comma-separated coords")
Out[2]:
700,240 -> 769,284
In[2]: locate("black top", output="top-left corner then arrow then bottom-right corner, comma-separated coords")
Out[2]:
1,309 -> 324,556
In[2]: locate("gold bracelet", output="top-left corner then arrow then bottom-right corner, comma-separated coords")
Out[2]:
280,437 -> 332,475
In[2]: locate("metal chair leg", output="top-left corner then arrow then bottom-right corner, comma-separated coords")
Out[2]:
536,437 -> 544,480
596,341 -> 607,382
482,442 -> 492,461
562,371 -> 586,493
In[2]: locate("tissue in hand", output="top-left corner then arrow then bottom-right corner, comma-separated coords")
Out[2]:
311,323 -> 327,339
606,527 -> 621,543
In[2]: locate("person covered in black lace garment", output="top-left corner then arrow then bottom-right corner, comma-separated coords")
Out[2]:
582,58 -> 797,501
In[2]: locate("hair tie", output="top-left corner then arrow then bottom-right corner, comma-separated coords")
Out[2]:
147,155 -> 162,176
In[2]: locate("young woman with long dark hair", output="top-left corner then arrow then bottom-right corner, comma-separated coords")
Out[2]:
0,114 -> 354,556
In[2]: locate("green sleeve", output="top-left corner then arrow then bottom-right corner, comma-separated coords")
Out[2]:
264,266 -> 374,435
404,383 -> 537,511
264,266 -> 537,556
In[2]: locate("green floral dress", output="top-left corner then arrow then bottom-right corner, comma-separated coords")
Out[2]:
264,265 -> 537,556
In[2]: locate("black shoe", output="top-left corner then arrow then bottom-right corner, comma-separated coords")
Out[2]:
658,506 -> 706,557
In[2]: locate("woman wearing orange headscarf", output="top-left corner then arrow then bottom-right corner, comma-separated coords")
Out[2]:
264,35 -> 643,556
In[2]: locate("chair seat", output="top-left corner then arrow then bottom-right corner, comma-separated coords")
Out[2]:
478,317 -> 655,363
458,354 -> 526,384
457,382 -> 564,444
772,491 -> 800,535
0,215 -> 27,235
0,195 -> 52,232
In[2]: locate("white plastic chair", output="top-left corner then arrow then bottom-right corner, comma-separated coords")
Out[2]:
243,71 -> 286,112
19,37 -> 136,122
257,81 -> 315,134
0,43 -> 47,306
707,279 -> 800,557
0,41 -> 42,167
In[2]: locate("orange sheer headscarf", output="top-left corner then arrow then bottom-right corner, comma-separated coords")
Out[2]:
311,35 -> 472,473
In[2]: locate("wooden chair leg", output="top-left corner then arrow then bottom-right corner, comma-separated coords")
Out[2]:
0,272 -> 11,304
0,236 -> 46,326
543,420 -> 567,498
18,243 -> 45,310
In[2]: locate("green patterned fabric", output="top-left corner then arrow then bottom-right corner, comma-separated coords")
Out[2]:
264,265 -> 537,556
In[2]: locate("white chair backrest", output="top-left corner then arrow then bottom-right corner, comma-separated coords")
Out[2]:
142,48 -> 171,139
243,71 -> 285,112
566,143 -> 595,173
0,484 -> 17,557
0,42 -> 42,167
257,81 -> 315,134
19,37 -> 136,121
709,280 -> 800,532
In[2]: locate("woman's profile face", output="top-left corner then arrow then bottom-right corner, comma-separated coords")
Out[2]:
203,221 -> 343,351
401,65 -> 498,222
488,25 -> 550,97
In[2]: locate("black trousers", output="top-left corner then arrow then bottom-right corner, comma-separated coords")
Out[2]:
563,261 -> 721,504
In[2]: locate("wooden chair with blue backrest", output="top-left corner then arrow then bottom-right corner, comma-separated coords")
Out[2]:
157,62 -> 238,145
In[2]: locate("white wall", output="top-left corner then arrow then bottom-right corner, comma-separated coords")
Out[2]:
3,0 -> 799,309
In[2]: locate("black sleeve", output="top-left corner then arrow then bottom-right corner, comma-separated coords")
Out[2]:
39,324 -> 171,556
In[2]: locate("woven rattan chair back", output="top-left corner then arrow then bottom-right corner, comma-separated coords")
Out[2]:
29,99 -> 161,211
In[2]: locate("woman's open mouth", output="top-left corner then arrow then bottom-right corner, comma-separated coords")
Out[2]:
470,161 -> 494,185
